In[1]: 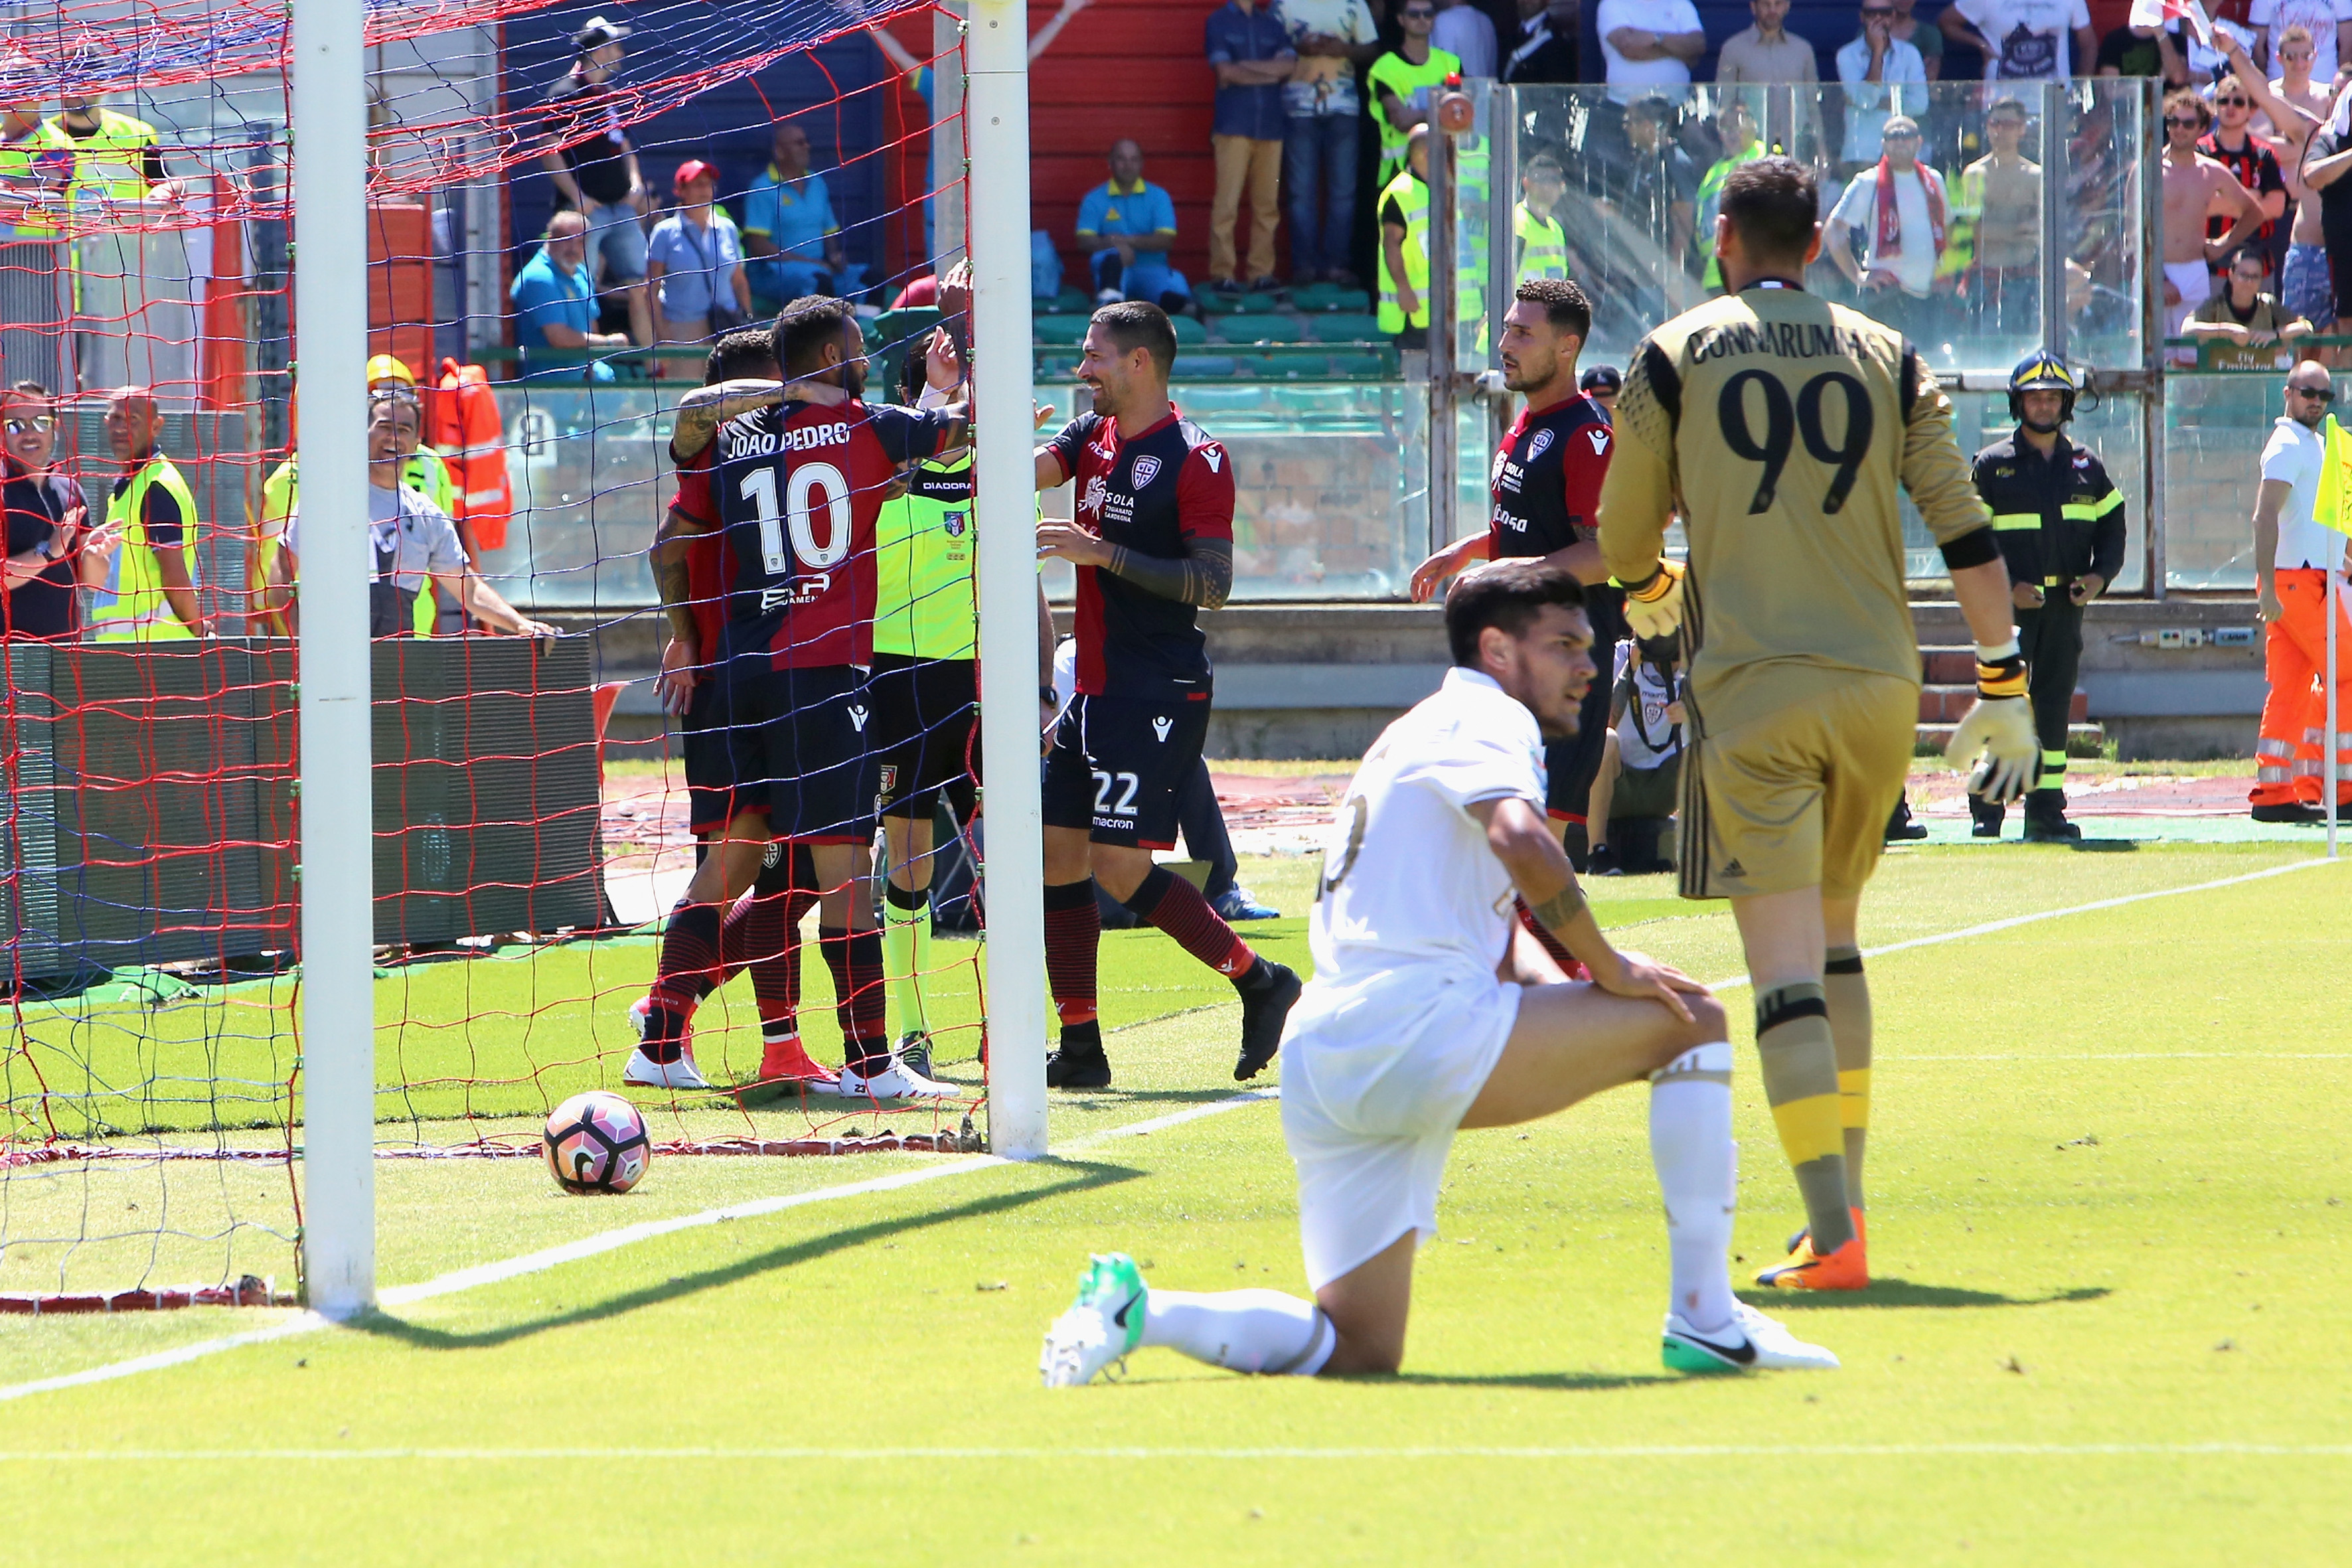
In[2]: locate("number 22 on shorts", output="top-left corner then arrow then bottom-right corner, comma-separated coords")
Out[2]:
1092,769 -> 1140,821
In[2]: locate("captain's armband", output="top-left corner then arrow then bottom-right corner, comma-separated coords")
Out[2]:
1938,526 -> 2001,572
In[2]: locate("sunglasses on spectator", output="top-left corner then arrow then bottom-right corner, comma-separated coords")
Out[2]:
2292,384 -> 2336,402
1883,129 -> 1919,139
2165,116 -> 2203,127
5,416 -> 54,433
2217,96 -> 2250,107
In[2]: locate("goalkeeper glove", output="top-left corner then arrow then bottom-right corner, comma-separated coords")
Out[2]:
1942,641 -> 2039,805
1616,559 -> 1686,640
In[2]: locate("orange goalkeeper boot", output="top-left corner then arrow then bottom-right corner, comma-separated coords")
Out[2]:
1755,1208 -> 1869,1291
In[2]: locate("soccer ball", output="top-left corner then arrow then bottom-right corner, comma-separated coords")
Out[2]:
543,1090 -> 651,1195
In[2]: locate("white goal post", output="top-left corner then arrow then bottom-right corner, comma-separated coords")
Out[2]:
291,0 -> 378,1318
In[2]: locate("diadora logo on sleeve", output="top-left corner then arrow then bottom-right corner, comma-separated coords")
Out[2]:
1131,455 -> 1162,487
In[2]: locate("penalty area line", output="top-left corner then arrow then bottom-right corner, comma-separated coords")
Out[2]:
1,1443 -> 2347,1462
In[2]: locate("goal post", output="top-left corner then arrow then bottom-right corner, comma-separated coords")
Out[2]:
966,0 -> 1048,1159
291,0 -> 378,1318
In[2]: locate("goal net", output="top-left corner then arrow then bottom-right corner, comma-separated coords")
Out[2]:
0,0 -> 1020,1314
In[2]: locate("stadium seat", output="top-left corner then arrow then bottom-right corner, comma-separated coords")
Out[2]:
1171,354 -> 1239,379
1214,314 -> 1307,345
1195,291 -> 1241,316
1309,314 -> 1384,345
1169,382 -> 1266,410
1289,281 -> 1343,312
1324,351 -> 1394,378
1051,286 -> 1093,314
1033,315 -> 1091,345
1170,315 -> 1208,345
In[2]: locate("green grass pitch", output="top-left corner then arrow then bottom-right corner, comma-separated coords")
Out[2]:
2,840 -> 2347,1563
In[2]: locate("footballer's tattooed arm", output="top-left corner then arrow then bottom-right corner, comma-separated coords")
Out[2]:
670,378 -> 787,458
1104,536 -> 1235,609
1470,797 -> 1703,1020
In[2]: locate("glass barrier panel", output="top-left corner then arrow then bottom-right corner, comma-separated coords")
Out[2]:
2164,374 -> 2274,591
1042,380 -> 1431,603
479,386 -> 667,609
1502,80 -> 2092,376
2061,76 -> 2147,372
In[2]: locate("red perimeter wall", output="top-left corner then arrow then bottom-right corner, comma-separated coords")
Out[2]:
876,0 -> 1228,290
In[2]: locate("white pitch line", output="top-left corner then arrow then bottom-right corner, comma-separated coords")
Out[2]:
0,1314 -> 326,1407
1,852 -> 2335,1408
1696,854 -> 2338,994
0,1443 -> 2345,1462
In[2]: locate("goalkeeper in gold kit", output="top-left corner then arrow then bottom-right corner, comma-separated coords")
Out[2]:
1597,159 -> 2037,1290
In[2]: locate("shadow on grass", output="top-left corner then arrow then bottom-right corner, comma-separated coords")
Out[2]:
1745,1281 -> 2113,1310
1052,1085 -> 1277,1108
352,1160 -> 1142,1350
1383,1368 -> 1683,1391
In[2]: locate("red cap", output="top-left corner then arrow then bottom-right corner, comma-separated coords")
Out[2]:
673,159 -> 718,188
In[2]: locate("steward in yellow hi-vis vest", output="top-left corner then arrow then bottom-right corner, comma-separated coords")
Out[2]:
1377,130 -> 1431,340
1965,353 -> 2124,842
0,114 -> 75,239
90,390 -> 202,642
43,99 -> 167,208
93,455 -> 201,641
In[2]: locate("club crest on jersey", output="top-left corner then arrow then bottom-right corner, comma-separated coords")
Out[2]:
1528,428 -> 1554,460
1152,715 -> 1173,742
848,704 -> 870,732
1131,455 -> 1162,487
943,510 -> 967,536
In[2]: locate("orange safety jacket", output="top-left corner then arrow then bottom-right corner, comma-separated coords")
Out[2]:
430,358 -> 513,553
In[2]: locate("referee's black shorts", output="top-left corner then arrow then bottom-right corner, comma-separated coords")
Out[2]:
868,653 -> 979,822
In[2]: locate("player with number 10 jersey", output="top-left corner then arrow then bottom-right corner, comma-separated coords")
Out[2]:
708,359 -> 956,842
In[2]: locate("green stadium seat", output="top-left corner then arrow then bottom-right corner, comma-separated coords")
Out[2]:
1214,314 -> 1307,344
1051,286 -> 1093,314
1290,281 -> 1343,312
1032,315 -> 1091,345
1196,290 -> 1242,315
1172,354 -> 1239,379
1234,289 -> 1281,312
1171,382 -> 1266,410
1309,313 -> 1385,345
1170,314 -> 1209,345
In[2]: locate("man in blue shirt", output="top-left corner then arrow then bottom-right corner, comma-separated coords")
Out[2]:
1204,0 -> 1294,291
510,210 -> 629,382
742,121 -> 846,311
1074,139 -> 1191,309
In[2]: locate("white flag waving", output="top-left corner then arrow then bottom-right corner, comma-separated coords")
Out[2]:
2128,0 -> 2215,48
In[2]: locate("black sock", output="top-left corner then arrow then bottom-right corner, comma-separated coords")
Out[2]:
1058,1018 -> 1105,1059
884,879 -> 927,912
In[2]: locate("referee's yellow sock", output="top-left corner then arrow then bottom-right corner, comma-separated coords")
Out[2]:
882,880 -> 932,1042
1755,982 -> 1854,1255
1826,945 -> 1872,1215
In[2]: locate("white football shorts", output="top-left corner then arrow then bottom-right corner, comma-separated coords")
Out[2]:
1279,965 -> 1524,1291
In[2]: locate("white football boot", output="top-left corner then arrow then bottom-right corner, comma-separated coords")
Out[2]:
621,1048 -> 709,1091
1662,1300 -> 1840,1373
838,1055 -> 959,1099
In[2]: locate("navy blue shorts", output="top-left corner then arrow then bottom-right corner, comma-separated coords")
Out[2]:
1041,688 -> 1212,850
716,661 -> 876,844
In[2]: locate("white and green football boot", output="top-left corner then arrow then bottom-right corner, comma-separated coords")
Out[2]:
1039,1253 -> 1147,1387
1662,1300 -> 1840,1373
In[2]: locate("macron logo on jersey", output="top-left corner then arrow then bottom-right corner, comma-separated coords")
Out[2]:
1587,429 -> 1609,455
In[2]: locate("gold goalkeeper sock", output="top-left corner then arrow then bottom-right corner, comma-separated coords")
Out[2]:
1755,981 -> 1853,1254
1826,945 -> 1872,1214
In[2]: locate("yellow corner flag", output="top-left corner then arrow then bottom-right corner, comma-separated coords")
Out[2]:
2320,414 -> 2352,536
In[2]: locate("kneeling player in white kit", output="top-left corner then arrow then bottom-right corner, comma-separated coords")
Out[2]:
1040,560 -> 1838,1381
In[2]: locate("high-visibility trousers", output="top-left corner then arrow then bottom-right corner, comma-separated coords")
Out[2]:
2253,567 -> 2352,807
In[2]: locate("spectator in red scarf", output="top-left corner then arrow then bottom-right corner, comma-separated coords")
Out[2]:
1824,114 -> 1947,339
